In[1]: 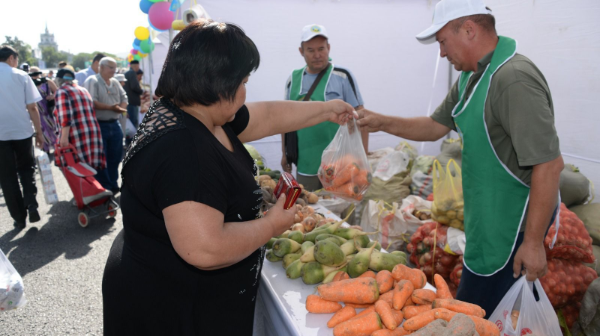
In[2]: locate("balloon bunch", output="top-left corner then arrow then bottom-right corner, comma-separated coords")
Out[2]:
127,0 -> 177,62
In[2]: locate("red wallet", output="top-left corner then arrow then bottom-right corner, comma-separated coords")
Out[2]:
274,172 -> 302,209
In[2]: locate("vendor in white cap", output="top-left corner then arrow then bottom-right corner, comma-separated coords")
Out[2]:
281,24 -> 367,191
358,0 -> 563,316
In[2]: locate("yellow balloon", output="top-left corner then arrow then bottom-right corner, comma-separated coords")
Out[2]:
172,20 -> 186,31
134,26 -> 150,41
139,52 -> 148,58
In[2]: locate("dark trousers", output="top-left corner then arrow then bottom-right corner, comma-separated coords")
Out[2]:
456,207 -> 558,318
95,120 -> 123,191
0,137 -> 38,223
125,105 -> 139,147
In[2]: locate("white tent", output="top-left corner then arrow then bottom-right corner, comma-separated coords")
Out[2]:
145,0 -> 600,201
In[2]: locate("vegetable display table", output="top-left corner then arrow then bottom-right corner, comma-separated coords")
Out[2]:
254,204 -> 434,336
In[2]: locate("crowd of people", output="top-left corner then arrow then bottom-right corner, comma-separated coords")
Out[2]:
0,45 -> 148,227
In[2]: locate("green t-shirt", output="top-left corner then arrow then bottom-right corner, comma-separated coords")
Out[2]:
432,51 -> 561,187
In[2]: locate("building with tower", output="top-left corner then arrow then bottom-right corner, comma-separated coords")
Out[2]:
39,24 -> 58,50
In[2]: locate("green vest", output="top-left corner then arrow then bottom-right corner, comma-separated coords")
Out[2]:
452,36 -> 530,275
289,65 -> 338,175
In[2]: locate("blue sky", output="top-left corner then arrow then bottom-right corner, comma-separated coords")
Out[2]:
1,0 -> 150,56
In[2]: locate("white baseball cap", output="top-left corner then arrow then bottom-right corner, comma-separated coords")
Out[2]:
114,74 -> 127,82
416,0 -> 492,44
301,24 -> 329,43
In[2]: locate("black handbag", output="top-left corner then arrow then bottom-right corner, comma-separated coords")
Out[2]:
284,63 -> 331,165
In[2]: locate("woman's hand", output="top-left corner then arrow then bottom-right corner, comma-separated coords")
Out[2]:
46,93 -> 55,101
264,194 -> 297,237
326,99 -> 359,125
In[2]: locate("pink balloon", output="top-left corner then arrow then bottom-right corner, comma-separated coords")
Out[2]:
131,49 -> 138,55
148,2 -> 174,31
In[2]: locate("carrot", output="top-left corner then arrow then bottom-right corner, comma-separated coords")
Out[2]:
327,306 -> 357,328
306,294 -> 342,314
376,270 -> 394,294
371,330 -> 393,336
351,305 -> 375,320
332,163 -> 360,187
326,182 -> 359,198
358,270 -> 377,279
411,289 -> 436,305
404,297 -> 415,307
434,274 -> 453,299
391,309 -> 404,325
333,271 -> 350,282
377,291 -> 394,307
354,170 -> 371,187
375,300 -> 398,330
433,310 -> 500,336
333,311 -> 382,336
391,264 -> 426,289
402,304 -> 432,319
344,303 -> 373,309
432,298 -> 485,318
318,278 -> 379,304
392,280 -> 414,310
402,308 -> 447,331
389,326 -> 411,336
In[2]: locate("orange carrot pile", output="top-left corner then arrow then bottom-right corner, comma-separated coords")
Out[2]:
304,264 -> 500,336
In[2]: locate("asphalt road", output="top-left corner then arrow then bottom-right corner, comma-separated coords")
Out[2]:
0,159 -> 122,335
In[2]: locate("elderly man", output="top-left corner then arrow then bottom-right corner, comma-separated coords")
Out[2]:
75,53 -> 105,90
85,57 -> 128,194
281,24 -> 367,191
0,45 -> 43,228
358,0 -> 563,316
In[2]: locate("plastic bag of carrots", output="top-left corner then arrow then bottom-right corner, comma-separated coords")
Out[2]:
318,119 -> 371,201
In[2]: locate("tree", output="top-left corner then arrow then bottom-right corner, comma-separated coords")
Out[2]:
3,36 -> 37,66
72,51 -> 119,71
40,47 -> 71,68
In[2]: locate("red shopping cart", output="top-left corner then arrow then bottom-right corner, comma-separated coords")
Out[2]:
55,145 -> 119,227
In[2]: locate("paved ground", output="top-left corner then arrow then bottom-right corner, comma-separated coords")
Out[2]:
0,158 -> 122,335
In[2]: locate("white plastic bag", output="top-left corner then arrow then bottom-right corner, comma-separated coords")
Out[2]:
0,249 -> 27,312
35,149 -> 58,204
489,276 -> 561,336
318,120 -> 371,202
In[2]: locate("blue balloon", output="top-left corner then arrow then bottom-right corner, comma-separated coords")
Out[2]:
132,43 -> 142,51
133,38 -> 141,46
139,0 -> 153,14
149,18 -> 168,32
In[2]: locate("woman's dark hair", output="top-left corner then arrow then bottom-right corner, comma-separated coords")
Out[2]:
156,20 -> 260,107
0,45 -> 18,62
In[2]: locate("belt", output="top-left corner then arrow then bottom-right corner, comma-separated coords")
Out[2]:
97,119 -> 119,123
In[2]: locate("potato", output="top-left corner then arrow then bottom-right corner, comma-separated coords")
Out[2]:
436,215 -> 450,225
307,192 -> 319,204
449,219 -> 464,230
446,210 -> 457,220
457,209 -> 464,221
295,198 -> 306,207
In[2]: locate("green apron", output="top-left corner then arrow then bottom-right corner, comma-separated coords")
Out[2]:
289,65 -> 338,175
452,36 -> 530,276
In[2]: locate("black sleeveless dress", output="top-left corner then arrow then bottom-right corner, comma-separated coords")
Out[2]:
102,99 -> 265,335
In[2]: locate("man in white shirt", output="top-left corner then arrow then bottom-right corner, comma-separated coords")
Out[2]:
0,45 -> 44,228
75,53 -> 105,90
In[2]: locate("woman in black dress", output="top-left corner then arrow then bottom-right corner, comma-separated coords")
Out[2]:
102,20 -> 356,335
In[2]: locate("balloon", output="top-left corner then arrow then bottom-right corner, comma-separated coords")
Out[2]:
140,39 -> 155,53
139,52 -> 148,58
139,0 -> 153,14
132,43 -> 141,51
130,49 -> 138,55
172,19 -> 186,31
134,26 -> 150,40
148,19 -> 167,32
133,38 -> 141,46
148,2 -> 174,31
133,54 -> 142,61
149,0 -> 165,2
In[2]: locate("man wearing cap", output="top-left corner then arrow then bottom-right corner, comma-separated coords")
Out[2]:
75,53 -> 105,90
85,57 -> 128,194
357,0 -> 563,316
0,45 -> 44,228
281,24 -> 367,191
124,60 -> 144,131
